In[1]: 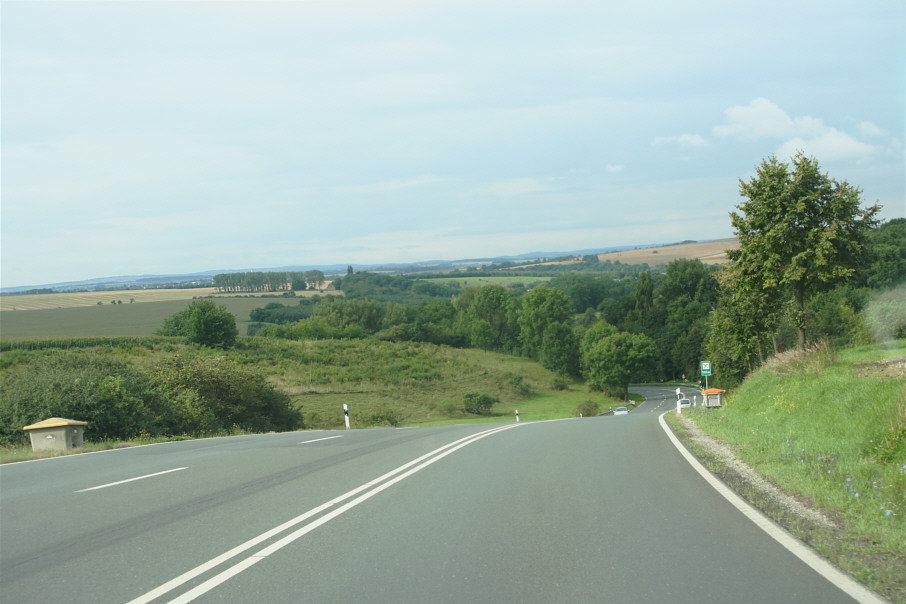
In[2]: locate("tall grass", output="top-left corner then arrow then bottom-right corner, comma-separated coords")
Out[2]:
0,336 -> 178,352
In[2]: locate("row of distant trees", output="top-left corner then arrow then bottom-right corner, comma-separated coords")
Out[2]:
212,270 -> 325,293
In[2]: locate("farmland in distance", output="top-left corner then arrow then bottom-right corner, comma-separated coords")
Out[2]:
0,292 -> 330,338
595,238 -> 739,266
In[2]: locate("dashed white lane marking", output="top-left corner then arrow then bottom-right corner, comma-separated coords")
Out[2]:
75,467 -> 188,493
298,435 -> 344,445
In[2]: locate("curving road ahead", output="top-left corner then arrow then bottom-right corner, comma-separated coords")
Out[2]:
0,387 -> 880,603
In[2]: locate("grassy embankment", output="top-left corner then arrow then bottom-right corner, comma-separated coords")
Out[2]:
667,341 -> 905,602
0,336 -> 624,463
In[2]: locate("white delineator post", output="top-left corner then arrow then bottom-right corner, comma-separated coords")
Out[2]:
677,399 -> 682,415
515,410 -> 519,423
343,404 -> 350,430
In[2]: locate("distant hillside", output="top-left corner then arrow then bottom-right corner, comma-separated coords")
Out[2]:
0,239 -> 735,294
596,238 -> 739,266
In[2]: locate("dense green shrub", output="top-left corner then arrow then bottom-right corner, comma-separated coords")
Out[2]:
249,300 -> 316,324
463,392 -> 498,415
575,400 -> 599,417
0,349 -> 303,446
153,354 -> 303,434
0,353 -> 163,445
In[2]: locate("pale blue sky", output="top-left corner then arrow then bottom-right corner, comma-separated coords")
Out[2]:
2,0 -> 904,287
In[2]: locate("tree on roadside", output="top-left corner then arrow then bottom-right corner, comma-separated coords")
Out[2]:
729,153 -> 880,350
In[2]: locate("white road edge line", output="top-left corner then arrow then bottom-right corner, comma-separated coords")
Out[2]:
75,467 -> 188,493
299,435 -> 343,445
127,423 -> 518,604
658,412 -> 888,604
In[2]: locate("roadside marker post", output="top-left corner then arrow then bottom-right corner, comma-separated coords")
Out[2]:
343,404 -> 350,430
515,410 -> 519,423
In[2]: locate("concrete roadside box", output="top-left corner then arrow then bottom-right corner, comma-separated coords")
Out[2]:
701,388 -> 725,409
23,417 -> 87,451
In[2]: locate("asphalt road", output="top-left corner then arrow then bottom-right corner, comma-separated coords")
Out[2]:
0,387 -> 872,603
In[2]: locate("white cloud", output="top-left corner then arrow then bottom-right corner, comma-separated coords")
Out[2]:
859,121 -> 887,139
605,164 -> 624,173
713,97 -> 795,139
653,134 -> 707,147
714,97 -> 878,162
777,130 -> 876,163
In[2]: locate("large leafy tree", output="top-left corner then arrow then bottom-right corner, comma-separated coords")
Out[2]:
517,287 -> 573,358
467,285 -> 519,351
582,332 -> 656,399
540,321 -> 580,376
652,259 -> 718,378
729,153 -> 880,350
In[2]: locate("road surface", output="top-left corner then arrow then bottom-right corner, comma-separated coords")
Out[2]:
0,387 -> 876,602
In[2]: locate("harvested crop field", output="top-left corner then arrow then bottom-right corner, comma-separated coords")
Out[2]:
596,238 -> 739,266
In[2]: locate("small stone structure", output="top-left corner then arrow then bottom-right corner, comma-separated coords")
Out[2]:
701,388 -> 725,408
23,417 -> 87,451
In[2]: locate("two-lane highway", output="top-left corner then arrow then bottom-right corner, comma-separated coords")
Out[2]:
0,389 -> 878,602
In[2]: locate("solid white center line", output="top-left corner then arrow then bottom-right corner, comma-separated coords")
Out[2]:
298,435 -> 343,445
75,467 -> 188,493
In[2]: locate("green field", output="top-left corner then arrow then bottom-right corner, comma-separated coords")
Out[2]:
0,297 -> 297,338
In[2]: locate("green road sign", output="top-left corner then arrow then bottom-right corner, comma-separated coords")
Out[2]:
700,361 -> 712,376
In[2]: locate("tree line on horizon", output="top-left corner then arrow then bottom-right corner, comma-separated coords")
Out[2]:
212,270 -> 325,293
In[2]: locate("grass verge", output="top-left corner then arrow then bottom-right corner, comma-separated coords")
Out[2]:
664,340 -> 905,603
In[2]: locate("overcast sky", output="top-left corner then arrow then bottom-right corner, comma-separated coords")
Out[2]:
2,0 -> 904,288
